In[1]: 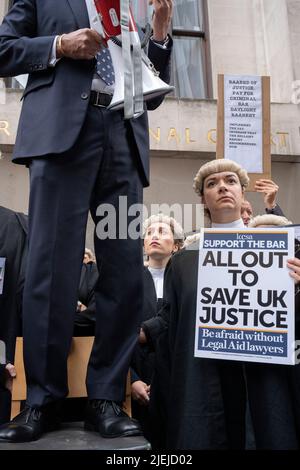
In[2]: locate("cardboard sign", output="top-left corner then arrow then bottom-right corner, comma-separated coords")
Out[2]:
217,74 -> 271,191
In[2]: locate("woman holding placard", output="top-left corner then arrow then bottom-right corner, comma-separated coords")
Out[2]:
148,159 -> 300,449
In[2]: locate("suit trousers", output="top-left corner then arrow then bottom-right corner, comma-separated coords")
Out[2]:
22,104 -> 144,407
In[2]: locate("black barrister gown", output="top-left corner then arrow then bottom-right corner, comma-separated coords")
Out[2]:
73,261 -> 98,336
130,268 -> 162,444
244,239 -> 300,449
162,244 -> 246,450
0,206 -> 28,423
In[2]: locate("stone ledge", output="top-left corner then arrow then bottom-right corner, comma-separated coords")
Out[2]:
0,422 -> 151,451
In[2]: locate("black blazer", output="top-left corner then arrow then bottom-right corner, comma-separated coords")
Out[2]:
0,0 -> 172,186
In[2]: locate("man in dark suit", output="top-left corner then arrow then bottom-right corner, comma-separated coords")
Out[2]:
0,0 -> 173,442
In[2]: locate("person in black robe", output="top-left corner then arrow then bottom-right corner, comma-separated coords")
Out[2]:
131,214 -> 184,446
73,249 -> 98,337
142,160 -> 250,449
148,160 -> 300,450
244,214 -> 300,449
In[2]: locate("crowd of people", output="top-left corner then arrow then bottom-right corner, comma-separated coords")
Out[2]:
1,158 -> 300,449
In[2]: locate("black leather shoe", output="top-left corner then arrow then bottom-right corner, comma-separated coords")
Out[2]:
84,400 -> 143,438
0,404 -> 61,443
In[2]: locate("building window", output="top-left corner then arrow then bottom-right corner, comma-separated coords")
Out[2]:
132,0 -> 210,100
172,0 -> 209,99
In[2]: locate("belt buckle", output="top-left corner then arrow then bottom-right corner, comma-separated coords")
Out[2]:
94,91 -> 111,108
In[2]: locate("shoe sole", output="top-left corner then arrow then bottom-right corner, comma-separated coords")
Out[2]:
84,421 -> 143,439
0,424 -> 61,444
0,435 -> 40,444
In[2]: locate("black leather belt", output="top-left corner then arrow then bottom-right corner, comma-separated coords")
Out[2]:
90,90 -> 113,108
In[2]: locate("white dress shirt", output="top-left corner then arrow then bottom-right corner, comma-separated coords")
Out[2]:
148,266 -> 165,299
211,218 -> 246,229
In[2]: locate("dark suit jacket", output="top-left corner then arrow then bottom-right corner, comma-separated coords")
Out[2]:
0,0 -> 172,186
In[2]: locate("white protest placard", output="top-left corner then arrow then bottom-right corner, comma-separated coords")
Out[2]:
194,228 -> 295,365
0,257 -> 5,295
217,74 -> 271,191
224,75 -> 262,173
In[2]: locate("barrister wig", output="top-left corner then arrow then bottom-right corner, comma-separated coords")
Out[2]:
143,213 -> 185,248
248,214 -> 293,228
183,232 -> 201,248
84,247 -> 95,262
193,159 -> 250,196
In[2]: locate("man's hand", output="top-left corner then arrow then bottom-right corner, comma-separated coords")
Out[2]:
287,258 -> 300,284
58,29 -> 107,60
5,363 -> 16,393
150,0 -> 173,42
254,179 -> 279,210
131,380 -> 150,405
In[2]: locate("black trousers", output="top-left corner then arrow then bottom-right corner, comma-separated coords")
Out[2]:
22,105 -> 144,407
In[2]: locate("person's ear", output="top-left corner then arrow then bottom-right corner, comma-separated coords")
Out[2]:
172,244 -> 179,254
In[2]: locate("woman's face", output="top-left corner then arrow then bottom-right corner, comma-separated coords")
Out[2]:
144,222 -> 177,260
202,171 -> 243,223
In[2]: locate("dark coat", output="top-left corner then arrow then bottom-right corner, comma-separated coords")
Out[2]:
162,246 -> 247,450
73,261 -> 98,336
0,0 -> 172,187
131,267 -> 159,384
130,267 -> 168,447
150,239 -> 300,450
244,239 -> 300,449
265,204 -> 285,216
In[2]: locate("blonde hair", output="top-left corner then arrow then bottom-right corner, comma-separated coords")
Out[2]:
248,214 -> 293,228
193,159 -> 250,196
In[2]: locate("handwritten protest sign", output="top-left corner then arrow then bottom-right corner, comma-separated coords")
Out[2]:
217,74 -> 271,190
